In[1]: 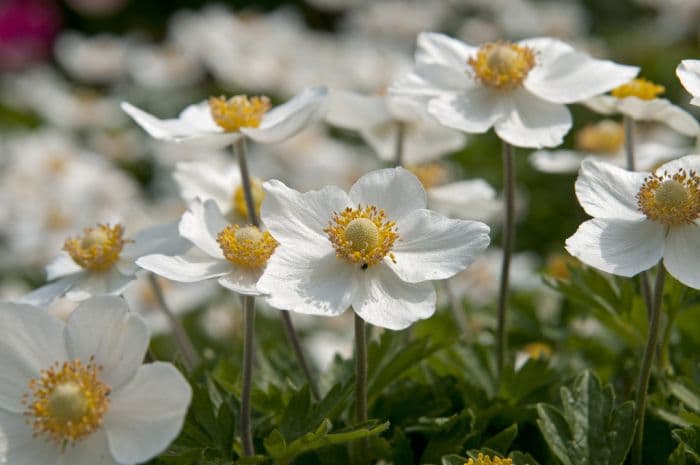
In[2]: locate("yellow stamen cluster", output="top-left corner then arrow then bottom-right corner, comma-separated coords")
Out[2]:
637,168 -> 700,226
208,95 -> 271,132
545,254 -> 577,281
468,42 -> 536,90
465,453 -> 513,465
217,225 -> 277,269
406,163 -> 449,189
325,205 -> 398,268
24,358 -> 110,448
233,177 -> 266,219
64,224 -> 128,272
611,78 -> 665,100
523,342 -> 553,360
575,120 -> 625,155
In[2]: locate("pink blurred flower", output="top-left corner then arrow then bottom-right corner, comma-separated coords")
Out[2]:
0,0 -> 61,71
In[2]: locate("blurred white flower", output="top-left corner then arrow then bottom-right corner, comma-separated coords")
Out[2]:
122,86 -> 327,149
0,297 -> 191,465
584,78 -> 699,137
676,60 -> 700,106
126,43 -> 203,89
258,167 -> 491,330
54,32 -> 128,84
566,156 -> 700,288
390,33 -> 638,148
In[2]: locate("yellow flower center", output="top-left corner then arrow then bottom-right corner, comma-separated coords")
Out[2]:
208,95 -> 271,132
637,169 -> 700,226
465,453 -> 513,465
523,342 -> 553,360
233,177 -> 266,219
64,224 -> 128,272
406,163 -> 449,189
24,358 -> 110,448
468,42 -> 536,90
611,78 -> 665,100
217,224 -> 277,269
575,120 -> 625,155
325,205 -> 398,269
545,254 -> 577,281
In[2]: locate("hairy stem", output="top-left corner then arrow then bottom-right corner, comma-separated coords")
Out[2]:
496,140 -> 515,376
240,295 -> 256,456
354,313 -> 368,464
280,310 -> 321,401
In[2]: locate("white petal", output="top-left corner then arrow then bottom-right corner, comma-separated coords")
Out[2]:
677,60 -> 700,104
575,159 -> 647,220
582,95 -> 619,115
389,69 -> 463,107
261,179 -> 350,248
0,304 -> 66,413
663,224 -> 700,290
64,268 -> 136,301
529,149 -> 586,173
179,199 -> 228,260
655,154 -> 700,175
136,254 -> 231,283
635,142 -> 691,171
65,296 -> 149,391
218,268 -> 263,295
565,218 -> 665,277
427,179 -> 501,221
352,265 -> 436,330
524,38 -> 638,103
242,86 -> 327,144
0,410 -> 56,465
19,274 -> 82,306
258,248 -> 356,317
325,90 -> 392,130
617,98 -> 699,136
349,167 -> 427,221
56,430 -> 118,465
121,101 -> 198,139
389,209 -> 490,283
105,362 -> 191,465
427,88 -> 507,134
178,101 -> 220,132
494,90 -> 571,148
173,161 -> 239,212
415,32 -> 476,69
121,221 -> 192,263
46,252 -> 81,280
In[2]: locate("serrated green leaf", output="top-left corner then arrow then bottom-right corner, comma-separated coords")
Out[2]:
442,454 -> 467,465
536,370 -> 635,465
509,450 -> 542,465
483,423 -> 518,455
673,426 -> 700,461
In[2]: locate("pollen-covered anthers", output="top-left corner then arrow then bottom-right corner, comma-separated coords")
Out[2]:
23,358 -> 110,448
465,453 -> 513,465
208,95 -> 271,132
325,205 -> 398,268
217,225 -> 277,269
406,162 -> 449,189
575,120 -> 625,155
637,169 -> 700,226
468,42 -> 536,90
611,78 -> 665,100
233,177 -> 265,219
64,224 -> 129,272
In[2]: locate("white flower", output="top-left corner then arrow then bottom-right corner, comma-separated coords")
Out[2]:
390,33 -> 637,148
257,167 -> 491,330
326,89 -> 466,164
0,296 -> 191,465
21,222 -> 189,306
565,156 -> 700,288
121,86 -> 328,149
137,199 -> 277,296
584,77 -> 699,137
126,43 -> 203,90
54,32 -> 128,84
676,59 -> 700,106
529,119 -> 693,174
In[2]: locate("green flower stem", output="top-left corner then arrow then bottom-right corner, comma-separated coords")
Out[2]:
632,263 -> 666,465
496,140 -> 515,376
280,310 -> 321,401
147,273 -> 199,371
354,313 -> 368,464
241,294 -> 256,456
394,122 -> 406,167
442,281 -> 470,341
234,137 -> 259,228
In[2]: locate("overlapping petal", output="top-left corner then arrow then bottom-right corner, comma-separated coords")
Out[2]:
575,159 -> 647,220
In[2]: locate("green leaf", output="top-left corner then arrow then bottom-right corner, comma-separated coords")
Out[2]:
483,424 -> 518,455
509,451 -> 542,465
536,370 -> 635,465
673,426 -> 700,462
499,358 -> 558,405
669,379 -> 700,413
442,454 -> 467,465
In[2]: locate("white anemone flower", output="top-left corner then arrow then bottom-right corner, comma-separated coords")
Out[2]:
257,167 -> 491,330
326,89 -> 466,164
137,199 -> 276,296
565,156 -> 700,289
529,119 -> 692,173
389,33 -> 638,148
121,86 -> 328,149
676,59 -> 700,106
21,222 -> 189,306
584,77 -> 699,137
0,296 -> 191,465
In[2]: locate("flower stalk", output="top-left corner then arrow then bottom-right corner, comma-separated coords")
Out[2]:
354,313 -> 369,464
394,121 -> 406,167
280,310 -> 321,401
496,140 -> 515,376
240,294 -> 256,456
631,262 -> 666,465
